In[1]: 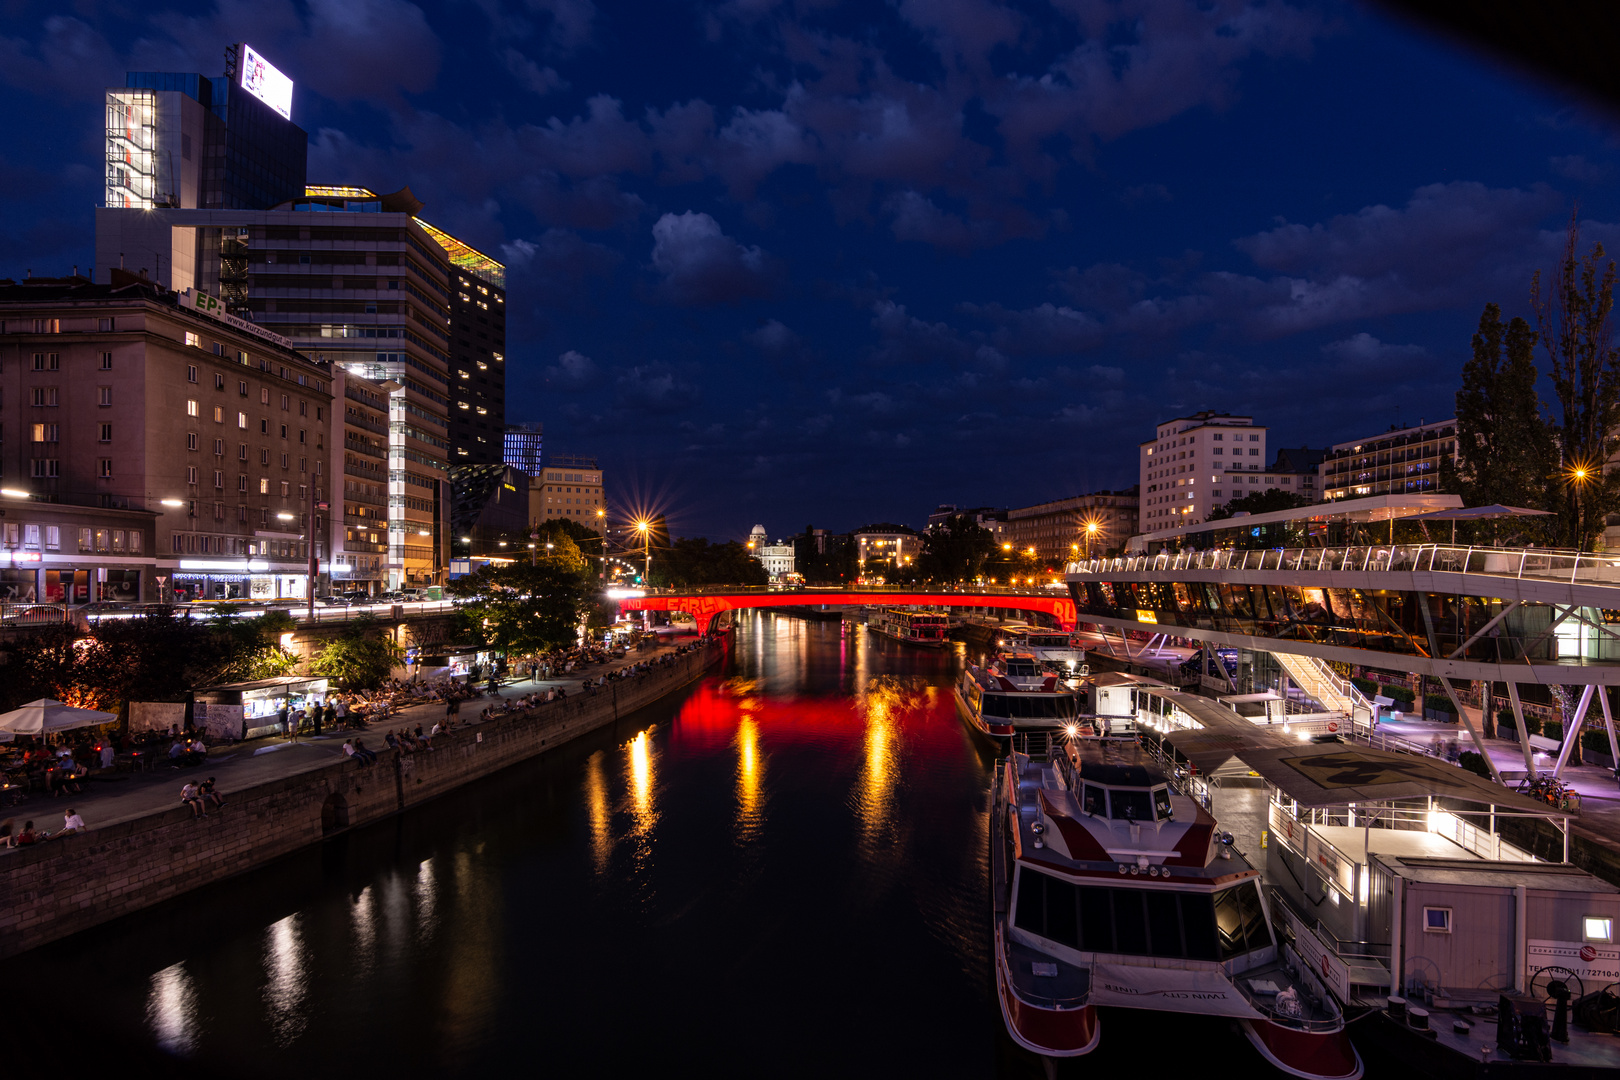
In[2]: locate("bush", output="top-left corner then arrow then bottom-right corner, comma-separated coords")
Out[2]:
1424,693 -> 1458,716
1543,720 -> 1563,743
1583,728 -> 1614,755
1457,751 -> 1493,780
1351,677 -> 1379,698
1386,684 -> 1416,706
1496,707 -> 1517,730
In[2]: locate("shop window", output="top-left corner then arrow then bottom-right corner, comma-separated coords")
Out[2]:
79,528 -> 92,552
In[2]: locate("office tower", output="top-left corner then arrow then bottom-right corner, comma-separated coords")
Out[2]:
504,422 -> 543,477
438,227 -> 508,465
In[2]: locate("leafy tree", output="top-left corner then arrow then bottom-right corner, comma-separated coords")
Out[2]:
913,515 -> 997,582
448,559 -> 594,655
645,538 -> 767,588
1444,303 -> 1557,543
1533,216 -> 1620,550
309,617 -> 406,690
1205,489 -> 1311,520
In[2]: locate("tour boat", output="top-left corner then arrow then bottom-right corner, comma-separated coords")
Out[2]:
990,738 -> 1362,1078
998,625 -> 1088,674
955,662 -> 1083,740
868,607 -> 950,647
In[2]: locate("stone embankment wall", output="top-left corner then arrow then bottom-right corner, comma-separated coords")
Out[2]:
0,642 -> 724,960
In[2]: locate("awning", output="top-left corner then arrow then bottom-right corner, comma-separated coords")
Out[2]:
1237,744 -> 1569,816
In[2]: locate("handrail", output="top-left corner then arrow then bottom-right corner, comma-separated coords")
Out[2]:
1067,543 -> 1620,586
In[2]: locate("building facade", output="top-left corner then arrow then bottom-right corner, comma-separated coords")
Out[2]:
0,274 -> 332,602
1006,490 -> 1139,563
1140,411 -> 1268,530
330,366 -> 389,593
1319,420 -> 1459,502
532,454 -> 604,526
853,524 -> 918,577
504,422 -> 543,478
435,221 -> 508,465
747,525 -> 796,580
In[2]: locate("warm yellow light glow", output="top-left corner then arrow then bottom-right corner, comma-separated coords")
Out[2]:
1002,543 -> 1011,551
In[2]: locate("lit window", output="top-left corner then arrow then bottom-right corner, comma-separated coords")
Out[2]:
259,478 -> 269,494
1586,917 -> 1614,944
186,399 -> 199,417
185,332 -> 200,348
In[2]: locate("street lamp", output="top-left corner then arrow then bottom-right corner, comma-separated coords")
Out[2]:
635,519 -> 651,581
1085,519 -> 1099,559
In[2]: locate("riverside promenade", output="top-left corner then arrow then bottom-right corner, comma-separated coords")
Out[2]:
0,635 -> 727,959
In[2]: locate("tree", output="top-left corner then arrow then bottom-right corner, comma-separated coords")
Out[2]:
1445,303 -> 1557,543
449,559 -> 594,655
1205,490 -> 1311,521
308,617 -> 406,690
645,538 -> 768,588
1533,215 -> 1620,550
914,515 -> 998,582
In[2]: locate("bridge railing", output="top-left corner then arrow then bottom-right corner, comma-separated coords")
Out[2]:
629,584 -> 1069,598
1067,543 -> 1620,586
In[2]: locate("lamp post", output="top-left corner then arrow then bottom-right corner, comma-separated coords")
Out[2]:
635,519 -> 651,582
1085,520 -> 1099,559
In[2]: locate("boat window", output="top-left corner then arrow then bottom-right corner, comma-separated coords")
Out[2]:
1081,785 -> 1106,816
1015,870 -> 1223,961
1109,788 -> 1153,821
981,694 -> 1076,719
1212,881 -> 1269,960
1153,787 -> 1173,821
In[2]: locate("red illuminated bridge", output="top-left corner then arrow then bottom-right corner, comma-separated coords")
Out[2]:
615,585 -> 1078,634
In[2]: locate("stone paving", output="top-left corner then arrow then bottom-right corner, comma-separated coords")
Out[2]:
0,641 -> 688,839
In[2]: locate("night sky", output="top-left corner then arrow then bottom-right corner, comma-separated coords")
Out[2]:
3,1 -> 1617,540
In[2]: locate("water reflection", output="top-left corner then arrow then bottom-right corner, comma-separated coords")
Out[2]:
855,680 -> 902,853
735,713 -> 765,844
438,848 -> 502,1056
262,914 -> 307,1047
415,858 -> 439,942
628,728 -> 655,828
146,962 -> 199,1055
584,750 -> 613,873
350,885 -> 376,979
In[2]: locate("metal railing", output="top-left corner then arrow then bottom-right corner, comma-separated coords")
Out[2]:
1070,543 -> 1620,586
637,583 -> 1068,598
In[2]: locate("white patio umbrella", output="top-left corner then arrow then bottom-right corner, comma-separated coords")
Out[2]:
0,698 -> 117,736
1402,504 -> 1554,544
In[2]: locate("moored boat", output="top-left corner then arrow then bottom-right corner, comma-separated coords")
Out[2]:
991,737 -> 1362,1077
868,607 -> 949,647
954,661 -> 1083,740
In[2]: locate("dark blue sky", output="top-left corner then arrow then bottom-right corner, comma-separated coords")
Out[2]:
3,1 -> 1617,540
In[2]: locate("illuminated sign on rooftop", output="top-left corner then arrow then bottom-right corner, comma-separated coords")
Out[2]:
240,45 -> 293,121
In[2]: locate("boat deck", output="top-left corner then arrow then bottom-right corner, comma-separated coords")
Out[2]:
1307,823 -> 1472,863
1364,1004 -> 1620,1070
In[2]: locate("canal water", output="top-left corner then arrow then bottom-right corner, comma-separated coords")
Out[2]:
5,613 -> 1255,1078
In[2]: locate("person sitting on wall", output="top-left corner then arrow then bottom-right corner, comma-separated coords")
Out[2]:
351,738 -> 376,766
11,820 -> 40,846
198,777 -> 225,814
58,808 -> 84,835
180,781 -> 203,819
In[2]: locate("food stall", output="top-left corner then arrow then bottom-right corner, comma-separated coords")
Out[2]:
193,675 -> 333,740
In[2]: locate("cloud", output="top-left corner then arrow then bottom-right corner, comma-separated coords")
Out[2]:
1549,154 -> 1614,186
543,349 -> 600,388
1319,333 -> 1428,373
650,211 -> 777,305
964,301 -> 1105,355
504,48 -> 566,96
617,364 -> 698,411
885,191 -> 1002,251
0,16 -> 121,94
500,228 -> 619,306
748,319 -> 801,353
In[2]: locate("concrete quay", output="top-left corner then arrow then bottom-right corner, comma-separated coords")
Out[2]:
0,636 -> 727,960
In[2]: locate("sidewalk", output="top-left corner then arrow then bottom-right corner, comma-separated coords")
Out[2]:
0,641 -> 690,838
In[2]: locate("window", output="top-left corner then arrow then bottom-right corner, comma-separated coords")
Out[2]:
238,443 -> 248,460
299,400 -> 307,416
187,365 -> 198,383
213,503 -> 225,521
30,459 -> 58,478
98,317 -> 115,332
213,470 -> 223,489
129,530 -> 141,554
281,394 -> 289,410
30,424 -> 58,443
1584,916 -> 1613,944
213,438 -> 224,456
99,424 -> 112,443
186,466 -> 199,484
280,452 -> 289,468
100,352 -> 112,370
1213,433 -> 1223,441
260,449 -> 270,465
23,524 -> 38,549
79,528 -> 93,552
213,406 -> 224,424
1249,448 -> 1259,456
187,432 -> 198,451
298,429 -> 306,444
98,459 -> 113,479
239,380 -> 248,396
98,386 -> 112,406
31,388 -> 57,407
1249,434 -> 1260,442
259,478 -> 270,494
261,388 -> 271,405
1423,907 -> 1452,934
238,475 -> 249,492
32,353 -> 59,370
280,424 -> 288,439
239,412 -> 248,429
280,481 -> 290,497
45,526 -> 59,551
185,331 -> 200,348
215,373 -> 225,390
261,419 -> 269,434
187,399 -> 199,417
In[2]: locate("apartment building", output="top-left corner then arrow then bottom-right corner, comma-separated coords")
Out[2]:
1140,412 -> 1267,529
853,524 -> 919,576
533,454 -> 605,526
1319,419 -> 1458,501
1006,490 -> 1139,563
330,366 -> 389,593
0,273 -> 332,601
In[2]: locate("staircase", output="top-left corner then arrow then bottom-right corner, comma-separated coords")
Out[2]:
1271,650 -> 1372,724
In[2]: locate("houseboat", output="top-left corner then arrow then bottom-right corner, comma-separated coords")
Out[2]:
868,607 -> 950,647
955,662 -> 1084,740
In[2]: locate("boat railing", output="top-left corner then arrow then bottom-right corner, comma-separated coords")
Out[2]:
1270,887 -> 1392,965
1228,945 -> 1349,1034
1067,542 -> 1620,587
1268,801 -> 1359,898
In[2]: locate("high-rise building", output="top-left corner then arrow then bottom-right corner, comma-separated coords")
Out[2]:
504,422 -> 543,477
106,45 -> 308,215
329,366 -> 390,593
532,454 -> 604,527
1140,411 -> 1267,529
435,224 -> 508,464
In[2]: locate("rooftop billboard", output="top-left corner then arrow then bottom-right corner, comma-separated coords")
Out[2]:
239,45 -> 293,121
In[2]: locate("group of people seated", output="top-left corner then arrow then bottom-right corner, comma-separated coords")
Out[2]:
0,807 -> 85,846
166,734 -> 209,767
